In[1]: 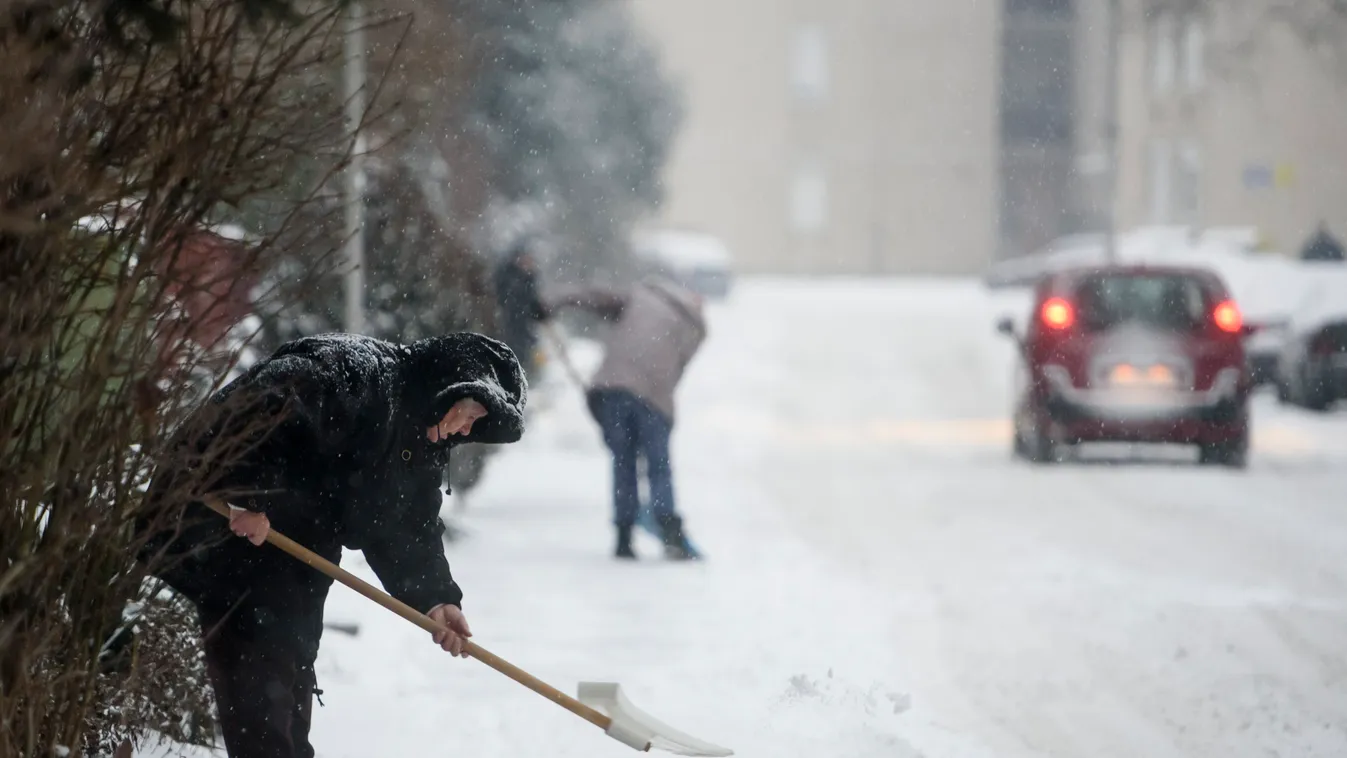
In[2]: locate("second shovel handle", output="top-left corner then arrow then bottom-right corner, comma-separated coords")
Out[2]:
202,497 -> 612,731
541,322 -> 590,392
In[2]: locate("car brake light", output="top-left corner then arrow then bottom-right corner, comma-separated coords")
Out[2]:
1212,300 -> 1242,333
1040,297 -> 1075,330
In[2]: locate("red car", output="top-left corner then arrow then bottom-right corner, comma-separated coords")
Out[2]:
998,265 -> 1255,467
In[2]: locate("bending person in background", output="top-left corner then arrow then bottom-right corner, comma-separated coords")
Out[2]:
493,242 -> 550,381
548,276 -> 706,561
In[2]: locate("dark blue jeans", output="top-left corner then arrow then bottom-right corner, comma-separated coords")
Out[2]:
589,389 -> 677,528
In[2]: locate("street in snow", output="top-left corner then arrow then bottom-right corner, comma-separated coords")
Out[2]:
278,279 -> 1347,758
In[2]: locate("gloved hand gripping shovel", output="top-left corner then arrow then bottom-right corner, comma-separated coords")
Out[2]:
204,497 -> 732,756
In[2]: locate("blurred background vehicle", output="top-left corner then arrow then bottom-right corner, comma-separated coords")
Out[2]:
999,264 -> 1253,467
1275,312 -> 1347,411
1244,316 -> 1290,388
631,227 -> 733,299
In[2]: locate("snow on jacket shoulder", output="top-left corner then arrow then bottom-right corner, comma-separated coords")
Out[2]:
147,331 -> 526,614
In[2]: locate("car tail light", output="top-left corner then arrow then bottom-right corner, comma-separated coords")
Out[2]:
1040,297 -> 1075,330
1212,300 -> 1242,333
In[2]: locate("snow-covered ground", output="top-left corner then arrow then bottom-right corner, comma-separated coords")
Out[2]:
147,278 -> 1347,757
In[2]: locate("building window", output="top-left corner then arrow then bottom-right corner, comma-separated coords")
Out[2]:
1148,139 -> 1172,222
790,165 -> 827,234
1148,139 -> 1201,223
1175,142 -> 1202,222
791,24 -> 828,103
1001,13 -> 1074,144
1181,16 -> 1205,90
1007,0 -> 1072,13
1150,13 -> 1176,95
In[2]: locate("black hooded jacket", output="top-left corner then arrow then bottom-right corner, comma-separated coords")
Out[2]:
142,332 -> 526,631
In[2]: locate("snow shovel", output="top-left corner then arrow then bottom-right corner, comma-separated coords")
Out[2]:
539,323 -> 704,559
203,497 -> 732,756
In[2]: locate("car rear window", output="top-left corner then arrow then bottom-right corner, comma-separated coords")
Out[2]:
1073,273 -> 1210,333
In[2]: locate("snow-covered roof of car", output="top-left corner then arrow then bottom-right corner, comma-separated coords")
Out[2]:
985,225 -> 1328,322
632,228 -> 731,269
1283,265 -> 1347,333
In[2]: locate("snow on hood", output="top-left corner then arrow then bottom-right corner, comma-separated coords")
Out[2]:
407,333 -> 527,444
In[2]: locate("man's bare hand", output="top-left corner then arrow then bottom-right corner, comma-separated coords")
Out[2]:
427,398 -> 488,443
228,508 -> 270,546
427,604 -> 473,657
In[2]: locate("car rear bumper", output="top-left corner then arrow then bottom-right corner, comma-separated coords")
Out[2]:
1043,402 -> 1246,444
1038,367 -> 1247,443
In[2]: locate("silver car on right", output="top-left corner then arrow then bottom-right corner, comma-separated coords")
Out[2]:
1276,312 -> 1347,411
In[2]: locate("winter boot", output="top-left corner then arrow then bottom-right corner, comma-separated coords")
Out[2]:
657,514 -> 696,561
615,525 -> 637,560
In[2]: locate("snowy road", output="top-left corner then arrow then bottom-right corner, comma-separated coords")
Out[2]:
682,280 -> 1347,757
297,279 -> 1347,758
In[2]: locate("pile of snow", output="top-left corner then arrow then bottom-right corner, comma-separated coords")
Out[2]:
752,672 -> 914,758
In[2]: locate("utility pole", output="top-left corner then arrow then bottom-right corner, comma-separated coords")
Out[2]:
1102,0 -> 1121,263
342,2 -> 367,334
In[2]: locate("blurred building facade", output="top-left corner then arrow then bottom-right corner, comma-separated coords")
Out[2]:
1113,2 -> 1347,255
628,1 -> 1000,275
999,0 -> 1116,260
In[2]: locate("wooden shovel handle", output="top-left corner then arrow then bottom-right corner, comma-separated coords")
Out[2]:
203,497 -> 612,731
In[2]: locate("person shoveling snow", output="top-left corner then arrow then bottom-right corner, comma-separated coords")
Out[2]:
139,333 -> 526,758
138,331 -> 732,758
545,276 -> 707,561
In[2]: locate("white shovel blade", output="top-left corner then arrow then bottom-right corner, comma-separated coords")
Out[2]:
578,682 -> 733,757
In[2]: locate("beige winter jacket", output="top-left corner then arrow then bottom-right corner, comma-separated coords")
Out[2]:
550,277 -> 706,421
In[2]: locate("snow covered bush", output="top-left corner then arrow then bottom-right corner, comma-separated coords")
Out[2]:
0,1 -> 350,754
86,584 -> 217,755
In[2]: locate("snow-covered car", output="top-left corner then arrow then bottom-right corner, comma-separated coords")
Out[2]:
1275,314 -> 1347,411
1244,316 -> 1290,387
998,264 -> 1256,467
984,233 -> 1106,289
631,228 -> 733,299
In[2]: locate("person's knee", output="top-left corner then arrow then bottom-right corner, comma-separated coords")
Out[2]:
262,678 -> 293,707
646,454 -> 672,477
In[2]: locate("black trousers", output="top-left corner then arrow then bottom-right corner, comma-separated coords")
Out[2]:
199,598 -> 324,758
146,494 -> 340,757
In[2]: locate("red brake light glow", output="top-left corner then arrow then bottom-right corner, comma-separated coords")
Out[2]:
1213,300 -> 1242,333
1040,297 -> 1075,330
